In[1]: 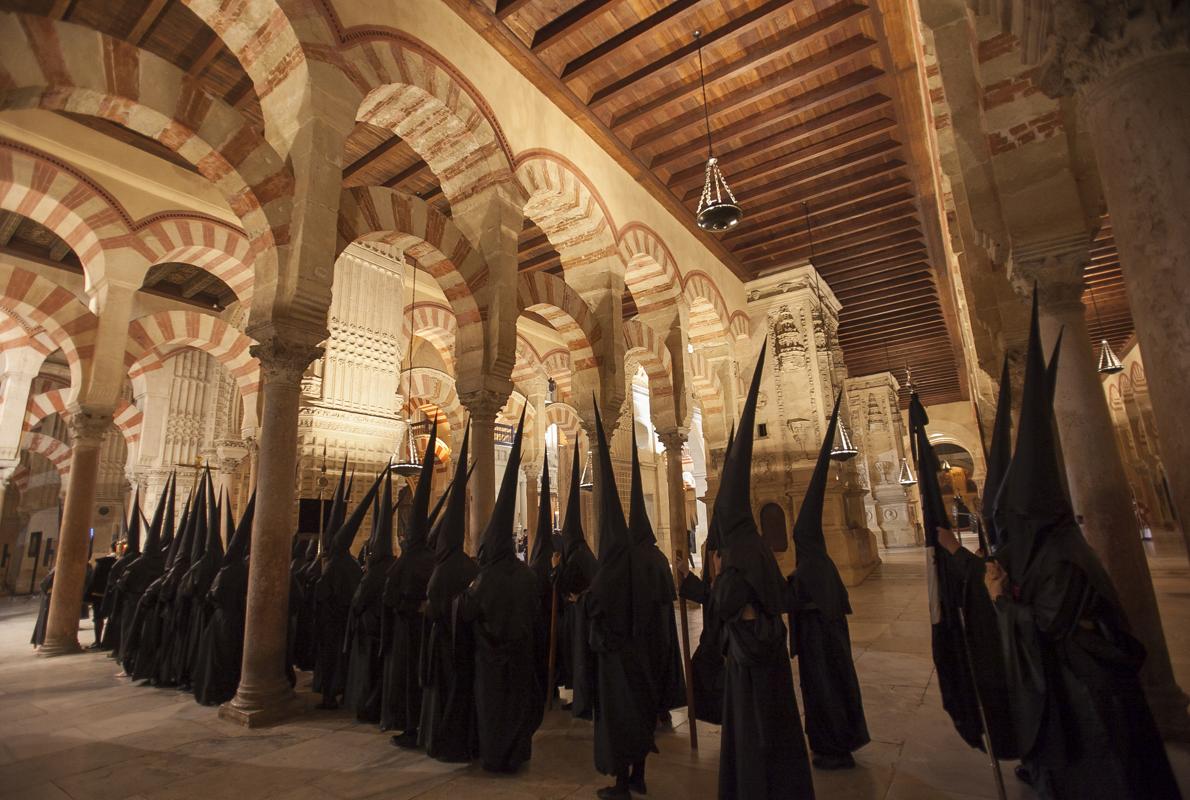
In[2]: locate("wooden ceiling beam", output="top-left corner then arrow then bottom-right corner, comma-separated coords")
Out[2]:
673,115 -> 896,196
495,0 -> 536,20
748,219 -> 921,264
650,92 -> 890,171
826,258 -> 931,287
342,135 -> 405,180
531,0 -> 622,52
589,0 -> 862,109
561,0 -> 703,84
752,229 -> 922,272
520,250 -> 565,273
836,315 -> 948,339
383,158 -> 430,189
732,197 -> 917,254
47,240 -> 72,262
188,33 -> 225,78
0,211 -> 20,247
181,272 -> 219,299
612,31 -> 876,136
723,158 -> 905,224
127,0 -> 168,45
720,174 -> 911,233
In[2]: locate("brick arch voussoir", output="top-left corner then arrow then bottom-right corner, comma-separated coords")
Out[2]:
21,431 -> 71,479
515,152 -> 621,274
517,271 -> 601,373
623,319 -> 677,430
132,216 -> 256,303
0,263 -> 96,389
618,223 -> 683,315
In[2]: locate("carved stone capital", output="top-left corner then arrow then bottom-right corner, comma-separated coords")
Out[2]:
1009,234 -> 1091,311
68,408 -> 114,448
1036,1 -> 1190,99
655,428 -> 689,455
250,337 -> 324,388
458,388 -> 508,423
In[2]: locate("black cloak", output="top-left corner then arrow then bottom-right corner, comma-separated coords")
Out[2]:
786,394 -> 869,759
99,488 -> 143,653
117,475 -> 173,670
419,422 -> 480,762
528,448 -> 558,700
991,290 -> 1179,799
381,419 -> 438,734
556,445 -> 598,719
462,411 -> 546,773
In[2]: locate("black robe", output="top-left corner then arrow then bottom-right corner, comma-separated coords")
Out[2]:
787,575 -> 869,758
678,572 -> 725,726
191,557 -> 249,705
418,549 -> 480,762
99,551 -> 138,653
313,554 -> 362,702
696,566 -> 815,799
85,555 -> 115,620
462,557 -> 546,773
128,573 -> 170,681
294,557 -> 321,671
30,569 -> 53,647
632,542 -> 687,717
380,545 -> 434,732
342,555 -> 393,723
174,552 -> 219,688
996,528 -> 1180,799
557,545 -> 598,719
150,561 -> 190,685
116,551 -> 165,673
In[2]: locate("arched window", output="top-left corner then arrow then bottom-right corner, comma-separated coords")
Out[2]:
760,503 -> 788,552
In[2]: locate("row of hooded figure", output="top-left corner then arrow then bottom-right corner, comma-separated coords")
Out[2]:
89,468 -> 257,706
285,341 -> 873,800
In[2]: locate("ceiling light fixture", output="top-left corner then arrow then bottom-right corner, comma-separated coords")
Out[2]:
1086,281 -> 1124,375
693,30 -> 742,232
392,262 -> 423,477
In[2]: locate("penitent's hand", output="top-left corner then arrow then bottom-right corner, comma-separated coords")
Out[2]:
675,558 -> 690,581
984,560 -> 1007,602
551,552 -> 562,568
936,526 -> 962,555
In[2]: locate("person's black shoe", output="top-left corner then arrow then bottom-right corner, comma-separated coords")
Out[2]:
392,731 -> 419,749
628,776 -> 648,795
596,786 -> 630,799
1014,764 -> 1035,786
812,753 -> 856,770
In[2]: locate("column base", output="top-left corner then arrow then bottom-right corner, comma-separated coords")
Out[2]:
37,637 -> 83,658
219,686 -> 304,728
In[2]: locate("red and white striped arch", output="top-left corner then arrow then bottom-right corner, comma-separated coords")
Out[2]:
541,348 -> 574,403
623,319 -> 676,430
23,389 -> 142,449
618,223 -> 683,315
517,271 -> 601,374
0,14 -> 294,272
404,366 -> 465,439
131,217 -> 255,304
0,310 -> 55,361
124,311 -> 259,428
338,187 -> 484,372
405,301 -> 457,373
729,311 -> 751,344
0,263 -> 97,390
682,271 -> 733,349
687,349 -> 727,440
20,431 -> 71,479
544,401 -> 583,448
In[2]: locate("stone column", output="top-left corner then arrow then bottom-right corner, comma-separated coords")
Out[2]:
523,462 -> 541,552
0,347 -> 44,470
1037,2 -> 1190,556
38,408 -> 112,656
221,337 -> 322,726
460,390 -> 505,553
657,430 -> 690,567
1013,245 -> 1189,731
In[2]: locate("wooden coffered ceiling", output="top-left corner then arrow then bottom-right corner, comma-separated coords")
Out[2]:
1084,215 -> 1132,358
451,0 -> 969,405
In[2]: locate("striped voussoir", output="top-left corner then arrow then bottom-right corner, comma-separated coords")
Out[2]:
540,348 -> 574,401
683,271 -> 733,347
517,154 -> 621,275
22,389 -> 142,450
0,263 -> 98,391
19,431 -> 71,479
623,318 -> 677,431
618,223 -> 683,316
517,271 -> 601,375
405,302 -> 458,372
403,366 -> 465,437
544,401 -> 583,446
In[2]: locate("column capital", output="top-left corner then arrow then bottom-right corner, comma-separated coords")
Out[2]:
459,388 -> 508,422
655,428 -> 689,453
67,408 -> 113,448
1036,1 -> 1190,99
1009,233 -> 1090,311
250,336 -> 324,389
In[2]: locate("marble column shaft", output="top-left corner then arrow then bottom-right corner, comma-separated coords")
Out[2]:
39,409 -> 112,656
222,339 -> 321,726
463,394 -> 502,554
658,430 -> 690,567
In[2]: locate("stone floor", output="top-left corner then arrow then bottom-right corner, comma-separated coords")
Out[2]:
2,533 -> 1189,800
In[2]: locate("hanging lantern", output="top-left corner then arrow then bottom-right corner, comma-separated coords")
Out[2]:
691,31 -> 742,232
578,450 -> 595,491
1097,338 -> 1125,374
897,457 -> 917,486
939,458 -> 952,472
829,419 -> 859,462
391,423 -> 422,478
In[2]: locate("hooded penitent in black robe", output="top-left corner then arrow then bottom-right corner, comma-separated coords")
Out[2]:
627,429 -> 687,724
528,449 -> 559,702
100,490 -> 143,653
294,539 -> 320,671
343,469 -> 396,723
306,461 -> 349,687
175,474 -> 223,689
127,480 -> 189,680
585,402 -> 657,796
786,394 -> 869,767
556,446 -> 598,720
117,476 -> 173,670
314,471 -> 378,708
419,423 -> 480,762
192,492 -> 255,705
462,411 -> 546,773
382,420 -> 438,739
154,472 -> 211,686
30,568 -> 54,647
85,548 -> 116,646
686,344 -> 815,800
990,291 -> 1179,799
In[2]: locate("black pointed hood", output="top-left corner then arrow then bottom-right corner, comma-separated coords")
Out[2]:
368,468 -> 395,562
166,483 -> 197,569
223,491 -> 255,565
331,469 -> 384,557
478,410 -> 525,567
560,444 -> 586,560
981,358 -> 1014,550
529,448 -> 554,582
713,342 -> 787,616
125,486 -> 143,556
406,417 -> 438,551
1045,327 -> 1063,407
425,480 -> 451,545
628,425 -> 656,546
704,424 -> 735,555
592,400 -> 630,562
158,474 -> 177,555
433,422 -> 470,563
993,289 -> 1075,582
188,470 -> 212,565
321,457 -> 348,554
224,492 -> 234,552
909,386 -> 950,546
143,475 -> 170,555
790,393 -> 850,617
